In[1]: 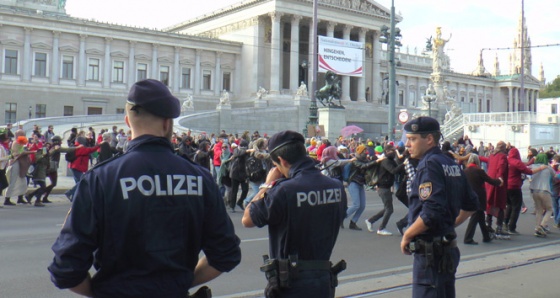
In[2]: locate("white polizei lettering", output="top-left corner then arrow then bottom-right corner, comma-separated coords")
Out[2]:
186,175 -> 199,195
174,175 -> 187,195
296,188 -> 342,207
297,192 -> 307,207
442,165 -> 461,177
167,175 -> 174,195
120,174 -> 204,199
137,175 -> 155,196
154,175 -> 167,196
197,176 -> 203,196
120,177 -> 136,200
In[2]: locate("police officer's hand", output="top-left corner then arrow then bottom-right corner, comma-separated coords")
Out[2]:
400,235 -> 412,255
265,167 -> 284,183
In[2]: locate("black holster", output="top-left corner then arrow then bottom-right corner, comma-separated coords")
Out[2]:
188,286 -> 212,298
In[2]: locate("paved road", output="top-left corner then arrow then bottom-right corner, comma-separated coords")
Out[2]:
1,185 -> 558,297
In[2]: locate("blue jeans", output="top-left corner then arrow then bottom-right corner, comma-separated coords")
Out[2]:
552,195 -> 560,225
347,182 -> 366,223
244,181 -> 261,205
65,168 -> 83,199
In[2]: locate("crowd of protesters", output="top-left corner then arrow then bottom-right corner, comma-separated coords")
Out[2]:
3,123 -> 560,242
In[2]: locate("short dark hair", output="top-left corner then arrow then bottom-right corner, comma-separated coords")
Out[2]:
421,132 -> 441,144
270,142 -> 306,164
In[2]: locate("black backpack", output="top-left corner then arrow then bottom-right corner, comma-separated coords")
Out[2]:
245,155 -> 267,182
65,149 -> 77,163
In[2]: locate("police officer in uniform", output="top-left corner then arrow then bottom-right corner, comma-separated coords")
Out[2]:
400,117 -> 478,298
242,130 -> 347,298
48,79 -> 241,298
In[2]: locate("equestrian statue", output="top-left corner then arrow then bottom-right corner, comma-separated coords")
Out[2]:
315,71 -> 343,108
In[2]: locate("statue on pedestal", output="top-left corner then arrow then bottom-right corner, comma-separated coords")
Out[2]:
181,94 -> 194,111
256,86 -> 268,99
432,27 -> 451,73
296,82 -> 308,96
219,90 -> 230,106
315,71 -> 343,108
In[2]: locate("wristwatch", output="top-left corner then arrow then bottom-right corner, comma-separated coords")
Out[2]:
259,183 -> 273,189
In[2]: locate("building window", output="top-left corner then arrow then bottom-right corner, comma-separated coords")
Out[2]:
88,58 -> 100,81
398,90 -> 404,106
137,63 -> 147,81
160,66 -> 169,86
461,96 -> 465,102
63,105 -> 73,116
62,55 -> 74,79
478,98 -> 482,112
4,50 -> 18,74
113,61 -> 124,83
34,52 -> 47,77
181,67 -> 191,89
116,108 -> 125,114
487,100 -> 491,112
5,103 -> 17,124
552,104 -> 558,114
409,91 -> 416,107
202,70 -> 211,90
222,72 -> 231,91
35,104 -> 46,118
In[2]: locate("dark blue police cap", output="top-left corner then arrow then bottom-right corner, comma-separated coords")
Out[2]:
127,79 -> 180,119
404,117 -> 440,134
268,130 -> 305,153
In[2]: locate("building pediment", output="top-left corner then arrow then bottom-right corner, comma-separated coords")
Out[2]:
320,0 -> 392,18
180,58 -> 194,65
86,48 -> 104,55
1,38 -> 24,47
31,42 -> 52,50
134,54 -> 151,60
111,51 -> 128,58
59,45 -> 79,53
158,56 -> 173,63
221,63 -> 234,70
201,61 -> 215,68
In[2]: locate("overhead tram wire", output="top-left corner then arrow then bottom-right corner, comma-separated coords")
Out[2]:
481,42 -> 560,52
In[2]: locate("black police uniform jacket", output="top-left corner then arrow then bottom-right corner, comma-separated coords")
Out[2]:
48,135 -> 241,298
408,146 -> 479,237
249,157 -> 347,260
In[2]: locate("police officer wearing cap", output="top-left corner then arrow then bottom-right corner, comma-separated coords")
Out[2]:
242,130 -> 347,298
49,79 -> 241,298
400,117 -> 478,298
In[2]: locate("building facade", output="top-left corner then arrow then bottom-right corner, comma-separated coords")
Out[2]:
0,0 -> 546,140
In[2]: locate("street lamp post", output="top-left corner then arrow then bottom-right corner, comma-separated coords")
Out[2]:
303,0 -> 319,137
379,0 -> 401,141
422,93 -> 437,117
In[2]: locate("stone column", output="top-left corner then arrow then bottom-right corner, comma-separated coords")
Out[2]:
326,21 -> 336,37
128,41 -> 136,88
289,15 -> 302,92
194,49 -> 202,95
357,28 -> 367,101
269,12 -> 283,94
514,87 -> 518,112
534,91 -> 539,112
341,25 -> 353,101
507,87 -> 512,112
103,37 -> 112,88
151,44 -> 158,79
173,46 -> 180,93
308,19 -> 314,93
51,31 -> 60,84
23,27 -> 32,81
215,52 -> 222,96
234,54 -> 241,97
372,31 -> 382,104
404,76 -> 409,107
78,34 -> 87,86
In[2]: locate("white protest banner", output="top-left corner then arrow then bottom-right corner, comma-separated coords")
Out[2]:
318,36 -> 364,77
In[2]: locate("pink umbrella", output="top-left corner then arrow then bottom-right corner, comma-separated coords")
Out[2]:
340,125 -> 363,137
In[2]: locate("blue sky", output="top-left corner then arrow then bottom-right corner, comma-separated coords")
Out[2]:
66,0 -> 559,84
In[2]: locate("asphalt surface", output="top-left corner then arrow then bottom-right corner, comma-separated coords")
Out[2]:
1,179 -> 559,297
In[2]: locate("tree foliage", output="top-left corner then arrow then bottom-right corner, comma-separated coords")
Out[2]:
540,75 -> 560,98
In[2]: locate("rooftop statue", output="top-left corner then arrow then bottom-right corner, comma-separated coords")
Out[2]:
432,27 -> 451,72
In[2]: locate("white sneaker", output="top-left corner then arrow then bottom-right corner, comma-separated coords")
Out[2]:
377,229 -> 393,236
365,219 -> 374,232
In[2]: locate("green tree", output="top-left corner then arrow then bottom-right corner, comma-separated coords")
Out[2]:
540,75 -> 560,98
